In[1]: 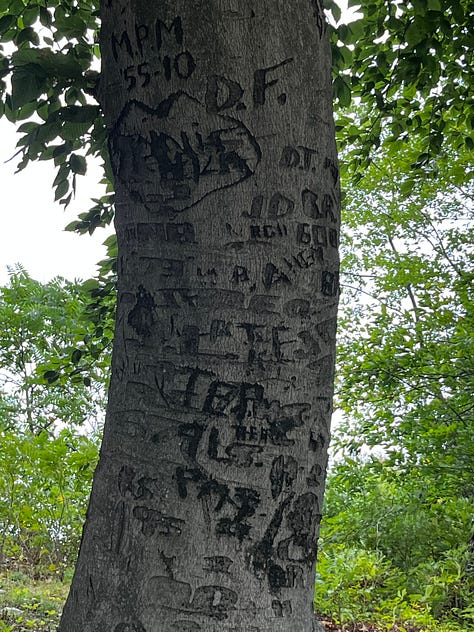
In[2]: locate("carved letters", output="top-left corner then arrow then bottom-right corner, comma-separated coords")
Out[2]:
145,576 -> 238,620
110,96 -> 261,214
98,2 -> 338,629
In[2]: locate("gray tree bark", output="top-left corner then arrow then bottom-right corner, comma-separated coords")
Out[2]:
59,0 -> 339,630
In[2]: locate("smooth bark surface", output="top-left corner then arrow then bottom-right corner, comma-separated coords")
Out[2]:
60,1 -> 339,630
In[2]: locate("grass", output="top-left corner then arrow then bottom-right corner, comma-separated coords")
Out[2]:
0,572 -> 69,632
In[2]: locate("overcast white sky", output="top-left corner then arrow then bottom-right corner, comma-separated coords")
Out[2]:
0,118 -> 110,285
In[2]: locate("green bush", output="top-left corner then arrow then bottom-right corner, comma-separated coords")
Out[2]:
0,429 -> 98,577
314,466 -> 474,630
315,546 -> 404,625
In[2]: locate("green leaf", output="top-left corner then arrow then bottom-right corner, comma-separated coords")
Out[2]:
452,4 -> 464,22
69,153 -> 87,175
7,0 -> 24,14
23,7 -> 39,27
60,104 -> 100,124
16,100 -> 38,120
326,0 -> 341,22
64,220 -> 80,232
43,370 -> 59,384
413,0 -> 428,15
0,14 -> 15,33
348,19 -> 365,42
12,47 -> 83,78
71,349 -> 83,364
405,18 -> 430,48
60,192 -> 73,207
60,121 -> 92,141
429,132 -> 442,153
399,178 -> 415,195
53,164 -> 70,187
54,179 -> 69,201
54,12 -> 87,39
52,143 -> 71,159
11,64 -> 47,109
39,7 -> 52,28
17,121 -> 37,134
334,75 -> 351,108
16,26 -> 40,45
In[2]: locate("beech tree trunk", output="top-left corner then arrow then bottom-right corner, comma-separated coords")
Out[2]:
59,1 -> 339,630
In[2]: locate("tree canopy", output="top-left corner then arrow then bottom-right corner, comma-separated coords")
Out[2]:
337,136 -> 473,490
331,0 -> 472,179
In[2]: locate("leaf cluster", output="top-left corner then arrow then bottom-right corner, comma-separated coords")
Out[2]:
0,427 -> 98,576
0,266 -> 110,434
335,136 -> 474,497
327,0 -> 473,181
0,0 -> 113,217
317,466 -> 474,629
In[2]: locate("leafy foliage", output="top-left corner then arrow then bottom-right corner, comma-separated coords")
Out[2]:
315,113 -> 474,629
328,0 -> 473,181
0,571 -> 69,631
0,428 -> 98,576
0,271 -> 104,578
336,137 -> 473,496
316,468 -> 474,629
0,267 -> 109,434
0,0 -> 113,244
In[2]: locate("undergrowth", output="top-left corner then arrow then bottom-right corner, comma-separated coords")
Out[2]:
0,572 -> 69,632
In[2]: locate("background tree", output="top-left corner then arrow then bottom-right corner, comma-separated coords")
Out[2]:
0,426 -> 99,576
337,135 -> 473,498
0,266 -> 109,434
0,268 -> 107,577
314,131 -> 474,630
